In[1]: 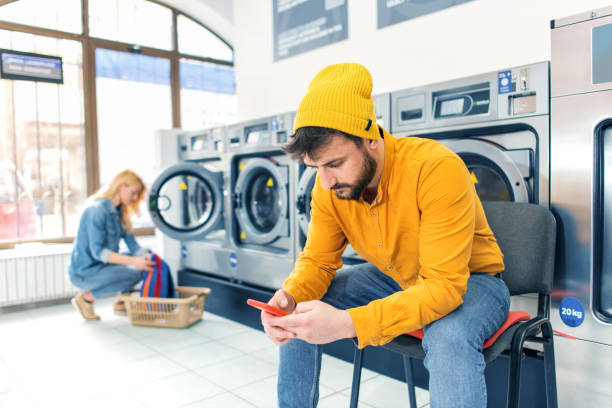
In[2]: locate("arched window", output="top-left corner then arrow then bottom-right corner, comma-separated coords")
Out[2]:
0,0 -> 235,245
178,15 -> 233,62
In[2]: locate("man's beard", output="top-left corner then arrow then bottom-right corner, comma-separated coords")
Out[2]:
331,149 -> 377,201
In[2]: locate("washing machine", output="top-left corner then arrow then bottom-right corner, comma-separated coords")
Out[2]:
390,62 -> 550,320
550,7 -> 612,407
391,61 -> 549,207
295,93 -> 391,263
148,126 -> 234,280
228,112 -> 297,289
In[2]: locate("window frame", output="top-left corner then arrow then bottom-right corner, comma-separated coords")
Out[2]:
0,0 -> 234,248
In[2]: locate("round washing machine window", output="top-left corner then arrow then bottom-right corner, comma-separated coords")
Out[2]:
301,171 -> 316,221
245,168 -> 281,233
460,154 -> 514,202
296,167 -> 317,237
157,173 -> 215,231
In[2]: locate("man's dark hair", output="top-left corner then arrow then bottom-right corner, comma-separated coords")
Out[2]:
282,126 -> 363,161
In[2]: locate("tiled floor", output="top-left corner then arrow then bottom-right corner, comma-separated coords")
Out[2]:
0,298 -> 430,408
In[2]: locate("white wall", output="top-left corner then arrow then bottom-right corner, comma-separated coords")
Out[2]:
163,0 -> 234,45
234,0 -> 612,121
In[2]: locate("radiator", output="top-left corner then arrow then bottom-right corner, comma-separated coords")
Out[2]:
0,244 -> 77,307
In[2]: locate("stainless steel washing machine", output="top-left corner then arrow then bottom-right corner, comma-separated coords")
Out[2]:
148,126 -> 234,280
228,112 -> 297,289
550,7 -> 612,407
391,61 -> 549,207
294,93 -> 391,263
390,63 -> 550,323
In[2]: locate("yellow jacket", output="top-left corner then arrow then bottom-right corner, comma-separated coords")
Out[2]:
282,129 -> 504,348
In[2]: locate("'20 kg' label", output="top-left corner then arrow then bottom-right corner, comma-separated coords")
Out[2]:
559,297 -> 585,327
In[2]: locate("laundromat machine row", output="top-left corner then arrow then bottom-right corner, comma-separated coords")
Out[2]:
150,35 -> 612,406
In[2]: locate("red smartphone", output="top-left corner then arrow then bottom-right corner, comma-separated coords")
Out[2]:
247,299 -> 288,316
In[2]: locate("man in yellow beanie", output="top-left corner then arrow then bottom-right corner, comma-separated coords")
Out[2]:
260,63 -> 510,408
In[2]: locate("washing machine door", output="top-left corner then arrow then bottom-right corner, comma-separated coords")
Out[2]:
234,158 -> 289,244
296,167 -> 316,236
148,163 -> 224,240
442,139 -> 530,203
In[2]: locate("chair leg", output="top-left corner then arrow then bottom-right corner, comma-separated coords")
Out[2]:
402,355 -> 418,408
507,337 -> 525,408
350,347 -> 364,408
541,322 -> 558,408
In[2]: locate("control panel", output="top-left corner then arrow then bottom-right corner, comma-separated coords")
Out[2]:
433,82 -> 490,119
227,112 -> 295,152
391,61 -> 549,133
179,126 -> 226,161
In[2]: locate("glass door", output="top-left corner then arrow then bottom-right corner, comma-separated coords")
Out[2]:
234,158 -> 289,245
459,154 -> 515,202
594,120 -> 612,322
148,163 -> 224,241
442,139 -> 531,203
296,166 -> 316,239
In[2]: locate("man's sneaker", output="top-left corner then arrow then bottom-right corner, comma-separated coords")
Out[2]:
71,292 -> 100,320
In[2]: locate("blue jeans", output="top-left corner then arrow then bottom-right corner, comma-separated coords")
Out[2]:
278,263 -> 510,408
69,264 -> 145,299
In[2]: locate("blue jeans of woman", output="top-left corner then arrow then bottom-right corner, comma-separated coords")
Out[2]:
69,264 -> 145,299
277,263 -> 510,408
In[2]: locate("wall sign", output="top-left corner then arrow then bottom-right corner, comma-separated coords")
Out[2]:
377,0 -> 474,29
273,0 -> 348,61
0,49 -> 63,84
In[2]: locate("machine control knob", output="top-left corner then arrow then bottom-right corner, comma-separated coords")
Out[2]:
519,68 -> 530,91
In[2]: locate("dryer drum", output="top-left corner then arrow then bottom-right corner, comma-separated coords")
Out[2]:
459,153 -> 515,202
441,137 -> 532,204
234,156 -> 289,245
188,177 -> 215,226
148,162 -> 225,241
246,169 -> 281,233
156,173 -> 215,230
296,166 -> 317,237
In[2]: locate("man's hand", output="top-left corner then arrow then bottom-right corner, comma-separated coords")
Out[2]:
262,290 -> 297,345
269,300 -> 357,345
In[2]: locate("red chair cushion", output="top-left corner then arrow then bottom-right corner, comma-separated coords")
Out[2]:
405,311 -> 532,349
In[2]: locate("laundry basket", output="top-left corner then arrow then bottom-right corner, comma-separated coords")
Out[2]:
120,286 -> 211,328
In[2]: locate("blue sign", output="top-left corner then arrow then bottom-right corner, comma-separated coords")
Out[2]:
559,297 -> 585,327
0,49 -> 63,84
498,70 -> 512,94
181,245 -> 188,259
229,252 -> 238,268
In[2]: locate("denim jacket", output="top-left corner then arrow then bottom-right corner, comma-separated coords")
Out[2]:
68,198 -> 147,277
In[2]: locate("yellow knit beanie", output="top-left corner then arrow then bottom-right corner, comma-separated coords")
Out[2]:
293,63 -> 380,140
